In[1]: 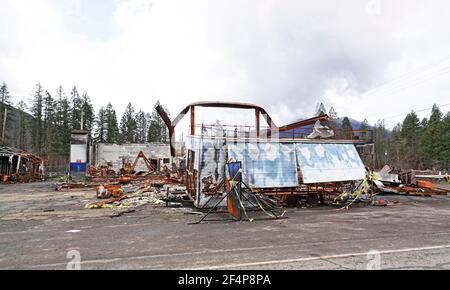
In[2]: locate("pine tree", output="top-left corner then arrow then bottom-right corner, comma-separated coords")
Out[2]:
359,119 -> 369,130
81,91 -> 95,136
387,123 -> 404,168
341,117 -> 353,139
54,86 -> 71,155
42,91 -> 57,154
30,83 -> 45,153
328,107 -> 338,119
147,119 -> 160,142
401,111 -> 421,169
438,112 -> 450,170
373,120 -> 390,168
94,106 -> 107,143
315,102 -> 327,116
419,105 -> 443,169
119,102 -> 137,143
0,82 -> 12,145
359,118 -> 370,140
135,110 -> 148,143
70,86 -> 83,131
0,82 -> 11,105
147,101 -> 169,143
429,104 -> 443,123
105,103 -> 119,143
16,101 -> 28,150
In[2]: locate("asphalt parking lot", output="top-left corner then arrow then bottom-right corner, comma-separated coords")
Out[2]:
1,182 -> 450,270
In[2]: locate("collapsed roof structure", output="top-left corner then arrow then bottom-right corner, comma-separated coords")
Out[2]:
156,102 -> 373,207
0,147 -> 45,183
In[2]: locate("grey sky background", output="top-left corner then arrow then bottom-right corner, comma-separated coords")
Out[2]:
1,0 -> 450,129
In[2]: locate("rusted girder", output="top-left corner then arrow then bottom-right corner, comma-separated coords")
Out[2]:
155,106 -> 176,157
277,114 -> 330,133
156,101 -> 279,157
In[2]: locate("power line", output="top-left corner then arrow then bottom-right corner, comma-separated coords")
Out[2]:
366,66 -> 450,99
372,102 -> 450,122
362,54 -> 450,98
356,54 -> 450,124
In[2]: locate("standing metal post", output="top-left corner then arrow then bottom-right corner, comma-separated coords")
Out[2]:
190,106 -> 195,136
255,109 -> 260,138
238,170 -> 242,221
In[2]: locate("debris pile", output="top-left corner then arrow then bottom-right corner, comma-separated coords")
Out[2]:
0,147 -> 45,183
374,165 -> 448,197
332,165 -> 450,209
85,184 -> 188,209
333,171 -> 392,209
56,150 -> 184,191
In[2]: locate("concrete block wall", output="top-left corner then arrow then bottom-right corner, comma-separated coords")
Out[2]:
95,143 -> 172,172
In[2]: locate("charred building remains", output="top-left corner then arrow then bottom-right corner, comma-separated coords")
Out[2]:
157,102 -> 374,207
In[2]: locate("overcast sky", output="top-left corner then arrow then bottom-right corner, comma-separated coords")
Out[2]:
1,0 -> 450,129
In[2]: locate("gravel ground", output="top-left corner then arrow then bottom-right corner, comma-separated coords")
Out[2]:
0,181 -> 449,270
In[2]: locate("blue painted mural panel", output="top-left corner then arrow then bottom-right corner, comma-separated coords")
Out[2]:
296,143 -> 365,184
198,138 -> 227,185
228,142 -> 298,188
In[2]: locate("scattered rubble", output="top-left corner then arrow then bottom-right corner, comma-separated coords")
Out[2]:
331,165 -> 450,210
48,102 -> 449,218
374,165 -> 449,197
52,149 -> 190,212
85,183 -> 189,210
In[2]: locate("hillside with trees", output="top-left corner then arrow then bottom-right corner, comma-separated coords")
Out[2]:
369,105 -> 450,171
1,82 -> 449,171
0,82 -> 170,158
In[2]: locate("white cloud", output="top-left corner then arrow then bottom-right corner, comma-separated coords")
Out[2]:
1,0 -> 450,129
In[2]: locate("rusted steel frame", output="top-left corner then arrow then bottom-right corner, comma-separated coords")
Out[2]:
156,102 -> 279,157
155,106 -> 176,157
164,102 -> 275,128
131,151 -> 155,172
276,114 -> 330,133
172,102 -> 277,129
